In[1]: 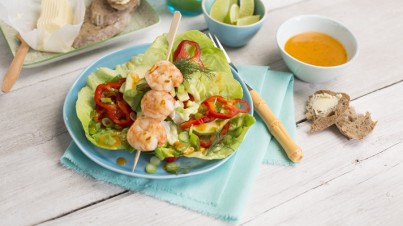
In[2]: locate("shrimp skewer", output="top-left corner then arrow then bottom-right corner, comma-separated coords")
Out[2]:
127,116 -> 167,152
128,59 -> 184,172
127,116 -> 168,173
145,60 -> 183,92
141,90 -> 175,121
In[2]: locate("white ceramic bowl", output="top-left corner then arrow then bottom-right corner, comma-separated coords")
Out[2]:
276,15 -> 359,83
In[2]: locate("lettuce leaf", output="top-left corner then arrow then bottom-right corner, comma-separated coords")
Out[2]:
76,65 -> 133,150
76,30 -> 254,158
154,114 -> 256,160
186,114 -> 255,160
126,30 -> 242,103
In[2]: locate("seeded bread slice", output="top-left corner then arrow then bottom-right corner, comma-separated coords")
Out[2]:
336,107 -> 377,140
305,90 -> 350,133
72,10 -> 131,48
90,0 -> 140,27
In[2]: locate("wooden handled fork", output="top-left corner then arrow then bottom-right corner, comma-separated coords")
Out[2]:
208,33 -> 303,162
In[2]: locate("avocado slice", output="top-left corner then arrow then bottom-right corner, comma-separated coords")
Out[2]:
192,119 -> 229,135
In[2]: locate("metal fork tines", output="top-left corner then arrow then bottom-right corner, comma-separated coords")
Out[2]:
207,33 -> 254,91
207,33 -> 238,72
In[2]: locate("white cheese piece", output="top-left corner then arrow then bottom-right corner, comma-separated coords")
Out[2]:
109,0 -> 131,5
161,121 -> 179,145
37,0 -> 73,33
311,93 -> 342,117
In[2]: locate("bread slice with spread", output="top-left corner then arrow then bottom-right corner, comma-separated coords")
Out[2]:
73,0 -> 141,48
305,90 -> 350,133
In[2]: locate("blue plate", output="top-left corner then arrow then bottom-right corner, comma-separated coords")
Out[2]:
63,44 -> 253,179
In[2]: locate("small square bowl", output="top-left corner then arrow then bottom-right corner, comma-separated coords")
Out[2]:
276,15 -> 359,83
202,0 -> 267,47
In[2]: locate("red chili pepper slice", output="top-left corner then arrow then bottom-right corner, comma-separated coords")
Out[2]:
105,95 -> 134,127
94,105 -> 107,122
202,96 -> 250,119
199,122 -> 230,148
220,121 -> 230,135
180,96 -> 250,129
94,78 -> 134,127
173,40 -> 204,66
199,137 -> 213,149
94,79 -> 124,109
183,94 -> 195,109
179,115 -> 214,129
165,157 -> 180,162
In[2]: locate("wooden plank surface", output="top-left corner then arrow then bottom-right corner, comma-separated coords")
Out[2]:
0,0 -> 402,225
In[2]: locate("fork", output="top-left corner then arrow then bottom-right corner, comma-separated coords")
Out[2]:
208,33 -> 303,162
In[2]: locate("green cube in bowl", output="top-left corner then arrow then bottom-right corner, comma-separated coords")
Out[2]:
202,0 -> 267,47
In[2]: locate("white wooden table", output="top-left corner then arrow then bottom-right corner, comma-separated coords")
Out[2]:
1,0 -> 403,225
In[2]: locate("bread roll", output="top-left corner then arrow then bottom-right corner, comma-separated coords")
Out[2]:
305,90 -> 350,133
336,107 -> 377,140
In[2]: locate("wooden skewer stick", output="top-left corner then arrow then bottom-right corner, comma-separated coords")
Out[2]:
131,150 -> 141,173
166,11 -> 181,61
131,12 -> 182,173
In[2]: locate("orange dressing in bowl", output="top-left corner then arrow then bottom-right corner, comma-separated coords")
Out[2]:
285,32 -> 347,67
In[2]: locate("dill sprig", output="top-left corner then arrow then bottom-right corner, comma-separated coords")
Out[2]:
174,58 -> 215,80
206,129 -> 234,156
107,74 -> 123,82
136,80 -> 151,92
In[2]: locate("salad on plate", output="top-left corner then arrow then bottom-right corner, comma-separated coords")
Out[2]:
75,30 -> 255,174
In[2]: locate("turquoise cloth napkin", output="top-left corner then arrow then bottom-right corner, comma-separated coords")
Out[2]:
60,65 -> 296,222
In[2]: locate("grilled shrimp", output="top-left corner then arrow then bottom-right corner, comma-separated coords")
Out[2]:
141,90 -> 175,121
126,116 -> 167,152
145,60 -> 183,92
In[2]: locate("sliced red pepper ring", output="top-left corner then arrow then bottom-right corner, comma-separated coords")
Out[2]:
105,95 -> 134,127
220,121 -> 230,136
200,122 -> 231,148
173,40 -> 204,66
199,136 -> 214,149
94,106 -> 107,122
179,115 -> 214,129
183,94 -> 195,109
202,95 -> 251,119
165,157 -> 180,162
94,79 -> 125,109
180,96 -> 250,129
94,78 -> 134,127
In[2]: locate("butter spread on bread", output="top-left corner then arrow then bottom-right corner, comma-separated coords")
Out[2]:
310,92 -> 343,117
107,0 -> 140,11
305,90 -> 350,133
109,0 -> 131,4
